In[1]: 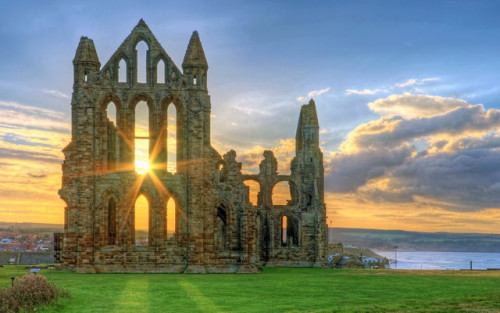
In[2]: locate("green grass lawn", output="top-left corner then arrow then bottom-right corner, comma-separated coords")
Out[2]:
2,266 -> 500,312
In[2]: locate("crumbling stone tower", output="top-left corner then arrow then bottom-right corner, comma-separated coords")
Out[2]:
59,20 -> 327,273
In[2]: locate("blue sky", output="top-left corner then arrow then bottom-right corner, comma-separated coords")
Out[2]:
2,1 -> 500,232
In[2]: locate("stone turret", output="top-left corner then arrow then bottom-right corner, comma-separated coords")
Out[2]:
296,99 -> 320,152
293,98 -> 323,203
182,31 -> 208,91
73,36 -> 100,86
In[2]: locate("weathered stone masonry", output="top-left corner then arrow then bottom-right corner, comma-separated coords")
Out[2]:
58,20 -> 327,273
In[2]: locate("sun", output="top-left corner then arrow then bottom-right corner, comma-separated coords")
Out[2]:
135,160 -> 150,175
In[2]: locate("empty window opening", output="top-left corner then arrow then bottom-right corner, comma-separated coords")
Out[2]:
217,162 -> 225,182
166,198 -> 176,239
134,195 -> 149,246
193,76 -> 197,85
166,103 -> 177,173
84,73 -> 88,82
157,59 -> 165,84
215,206 -> 227,250
272,181 -> 292,206
106,102 -> 118,170
281,216 -> 287,244
135,101 -> 150,174
136,41 -> 148,83
243,180 -> 260,206
282,215 -> 299,246
108,198 -> 116,245
118,59 -> 127,83
306,194 -> 313,206
106,102 -> 117,126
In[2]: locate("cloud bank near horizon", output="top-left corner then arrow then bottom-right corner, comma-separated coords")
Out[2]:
325,93 -> 500,215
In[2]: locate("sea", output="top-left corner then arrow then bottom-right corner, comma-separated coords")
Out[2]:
374,251 -> 500,270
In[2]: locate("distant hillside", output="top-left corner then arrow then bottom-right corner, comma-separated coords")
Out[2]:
0,222 -> 63,233
332,227 -> 500,253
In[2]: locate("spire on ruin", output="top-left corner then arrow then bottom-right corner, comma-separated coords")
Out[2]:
307,99 -> 319,127
73,36 -> 100,67
182,31 -> 208,70
296,99 -> 319,130
131,18 -> 152,33
295,98 -> 320,152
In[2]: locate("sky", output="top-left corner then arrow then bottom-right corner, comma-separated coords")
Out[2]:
1,1 -> 500,233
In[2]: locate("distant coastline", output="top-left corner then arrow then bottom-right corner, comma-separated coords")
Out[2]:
0,222 -> 63,233
332,227 -> 500,253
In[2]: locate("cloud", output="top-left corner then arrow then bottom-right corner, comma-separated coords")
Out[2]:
394,77 -> 439,88
233,105 -> 271,116
42,89 -> 70,99
236,138 -> 296,175
345,77 -> 439,97
363,149 -> 500,211
0,100 -> 70,132
0,147 -> 62,164
297,87 -> 330,102
345,88 -> 387,95
28,171 -> 47,178
368,93 -> 469,118
326,146 -> 411,192
326,93 -> 500,212
345,102 -> 500,151
308,87 -> 330,98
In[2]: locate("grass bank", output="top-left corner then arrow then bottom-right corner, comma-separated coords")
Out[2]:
1,266 -> 500,312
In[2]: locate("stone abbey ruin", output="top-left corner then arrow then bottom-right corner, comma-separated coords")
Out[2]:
58,20 -> 327,273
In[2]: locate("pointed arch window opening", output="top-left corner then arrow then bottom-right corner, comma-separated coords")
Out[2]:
243,180 -> 260,206
216,205 -> 227,251
108,198 -> 116,245
166,103 -> 177,173
281,216 -> 287,245
217,162 -> 225,182
136,41 -> 148,83
134,195 -> 149,246
106,102 -> 119,170
272,181 -> 293,206
166,198 -> 176,240
281,215 -> 298,247
118,59 -> 127,83
157,59 -> 165,84
135,101 -> 150,174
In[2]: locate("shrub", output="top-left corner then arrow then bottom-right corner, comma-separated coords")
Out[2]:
0,273 -> 68,313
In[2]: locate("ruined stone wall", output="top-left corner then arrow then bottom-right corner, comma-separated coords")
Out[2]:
59,20 -> 327,273
0,252 -> 54,265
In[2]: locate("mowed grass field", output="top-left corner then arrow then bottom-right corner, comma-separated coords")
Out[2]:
2,266 -> 500,312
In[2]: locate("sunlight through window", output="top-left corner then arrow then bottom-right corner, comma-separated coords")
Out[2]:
135,195 -> 149,246
272,181 -> 291,205
282,215 -> 288,244
243,180 -> 260,206
166,198 -> 176,239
